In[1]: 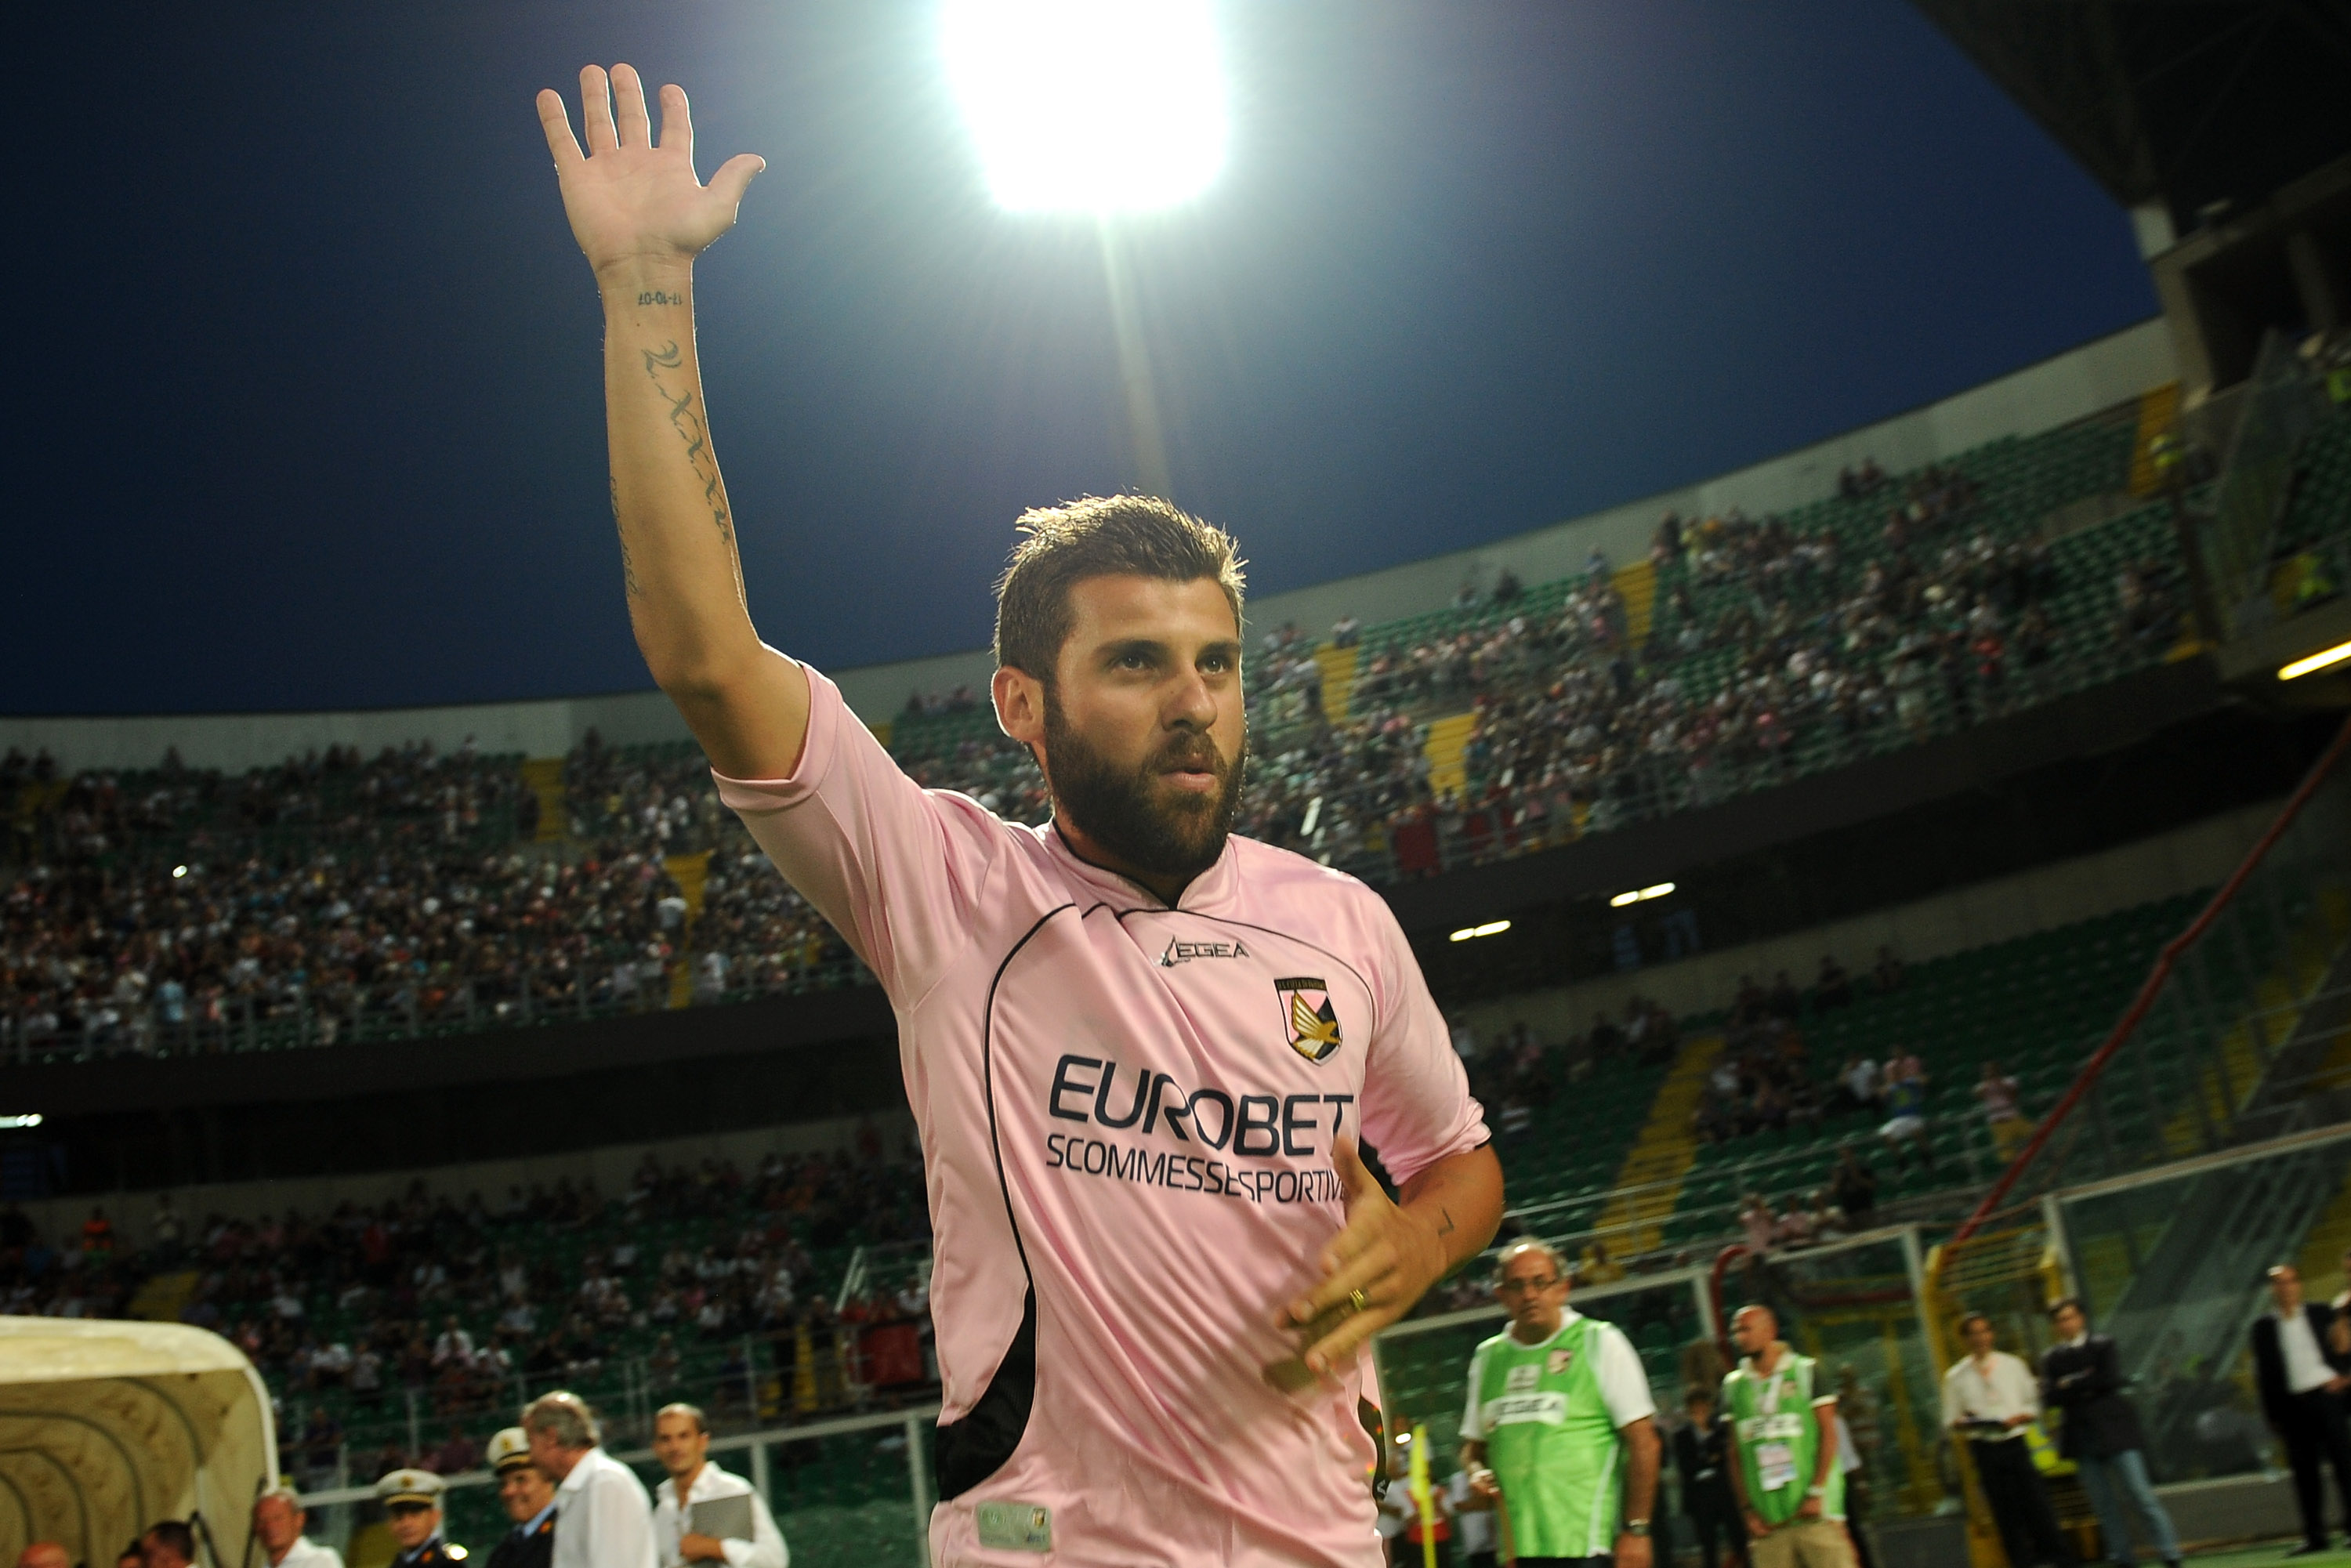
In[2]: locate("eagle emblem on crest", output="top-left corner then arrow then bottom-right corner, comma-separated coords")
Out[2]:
1276,976 -> 1343,1063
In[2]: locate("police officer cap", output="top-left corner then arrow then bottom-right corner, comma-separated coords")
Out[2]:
486,1429 -> 534,1475
375,1468 -> 446,1507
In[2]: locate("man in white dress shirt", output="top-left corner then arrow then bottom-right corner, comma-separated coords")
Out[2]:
526,1392 -> 657,1568
649,1404 -> 788,1568
253,1487 -> 346,1568
1941,1314 -> 2072,1567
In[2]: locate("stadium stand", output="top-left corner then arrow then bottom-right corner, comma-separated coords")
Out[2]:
20,388 -> 2331,1067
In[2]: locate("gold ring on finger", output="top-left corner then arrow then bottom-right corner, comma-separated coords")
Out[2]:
1347,1287 -> 1370,1315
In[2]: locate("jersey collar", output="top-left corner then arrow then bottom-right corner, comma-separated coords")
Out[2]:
1509,1306 -> 1584,1347
1045,821 -> 1240,912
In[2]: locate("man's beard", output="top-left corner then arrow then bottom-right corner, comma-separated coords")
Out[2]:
1042,687 -> 1244,887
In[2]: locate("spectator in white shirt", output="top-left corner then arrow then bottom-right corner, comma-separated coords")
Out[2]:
1942,1315 -> 2070,1568
525,1392 -> 657,1568
253,1487 -> 346,1568
649,1403 -> 788,1568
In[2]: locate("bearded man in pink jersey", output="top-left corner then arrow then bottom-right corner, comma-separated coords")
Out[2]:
539,65 -> 1505,1566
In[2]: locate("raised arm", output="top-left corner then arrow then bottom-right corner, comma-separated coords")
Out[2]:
538,64 -> 808,779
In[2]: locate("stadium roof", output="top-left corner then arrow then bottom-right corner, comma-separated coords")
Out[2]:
1912,0 -> 2351,225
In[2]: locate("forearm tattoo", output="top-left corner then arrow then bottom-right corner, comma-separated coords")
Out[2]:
610,475 -> 643,599
640,340 -> 734,548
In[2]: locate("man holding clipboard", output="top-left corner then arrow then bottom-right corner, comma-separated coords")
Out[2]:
650,1404 -> 788,1568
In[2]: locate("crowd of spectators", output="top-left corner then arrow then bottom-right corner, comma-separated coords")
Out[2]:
0,1139 -> 934,1477
1,440 -> 2179,1059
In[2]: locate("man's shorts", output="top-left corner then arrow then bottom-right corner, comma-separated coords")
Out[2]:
1750,1518 -> 1859,1568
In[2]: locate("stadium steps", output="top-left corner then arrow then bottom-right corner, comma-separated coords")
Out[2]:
1589,1032 -> 1723,1258
1422,712 -> 1478,801
1311,643 -> 1360,724
2128,382 -> 2181,496
665,849 -> 713,1008
2295,1143 -> 2351,1299
125,1269 -> 199,1322
2160,882 -> 2351,1157
520,756 -> 570,842
1613,559 -> 1658,646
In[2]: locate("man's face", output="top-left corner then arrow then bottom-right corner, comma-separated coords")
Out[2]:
1732,1308 -> 1775,1355
2273,1267 -> 2305,1311
498,1467 -> 555,1523
650,1412 -> 709,1479
527,1425 -> 577,1481
1494,1251 -> 1568,1333
386,1505 -> 439,1552
1964,1318 -> 1996,1356
253,1497 -> 304,1554
1009,575 -> 1245,889
2052,1304 -> 2086,1341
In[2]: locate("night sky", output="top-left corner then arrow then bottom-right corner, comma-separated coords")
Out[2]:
14,2 -> 2156,715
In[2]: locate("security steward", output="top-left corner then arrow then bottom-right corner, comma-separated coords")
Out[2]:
486,1429 -> 558,1568
377,1469 -> 466,1568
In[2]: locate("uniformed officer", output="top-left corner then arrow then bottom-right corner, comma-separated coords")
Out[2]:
486,1429 -> 559,1568
375,1469 -> 466,1568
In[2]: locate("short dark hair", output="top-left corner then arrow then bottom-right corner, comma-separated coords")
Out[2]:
1956,1312 -> 1991,1335
993,496 -> 1245,679
143,1523 -> 196,1564
2047,1297 -> 2085,1321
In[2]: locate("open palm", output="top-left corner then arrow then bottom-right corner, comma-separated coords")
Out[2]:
537,64 -> 763,280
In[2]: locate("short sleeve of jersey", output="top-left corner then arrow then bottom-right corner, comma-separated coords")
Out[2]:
1353,886 -> 1490,1186
1460,1339 -> 1492,1440
1590,1320 -> 1658,1428
712,663 -> 1007,1005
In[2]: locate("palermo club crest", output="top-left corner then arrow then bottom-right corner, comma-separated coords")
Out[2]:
1276,976 -> 1344,1063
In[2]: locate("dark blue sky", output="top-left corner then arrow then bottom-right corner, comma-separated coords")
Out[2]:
12,2 -> 2155,715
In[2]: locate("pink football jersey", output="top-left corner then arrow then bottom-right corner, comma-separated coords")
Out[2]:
716,665 -> 1489,1566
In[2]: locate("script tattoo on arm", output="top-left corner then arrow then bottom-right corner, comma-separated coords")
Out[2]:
610,475 -> 643,599
641,340 -> 735,548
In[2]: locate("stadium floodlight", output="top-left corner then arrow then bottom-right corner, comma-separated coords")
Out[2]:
2279,639 -> 2351,681
1447,920 -> 1512,943
172,864 -> 189,878
942,0 -> 1228,212
1608,882 -> 1676,907
0,1115 -> 42,1130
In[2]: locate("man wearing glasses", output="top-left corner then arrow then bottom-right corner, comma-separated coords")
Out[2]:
1461,1240 -> 1661,1566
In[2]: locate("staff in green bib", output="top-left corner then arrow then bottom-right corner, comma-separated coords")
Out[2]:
1459,1240 -> 1661,1567
1722,1305 -> 1855,1568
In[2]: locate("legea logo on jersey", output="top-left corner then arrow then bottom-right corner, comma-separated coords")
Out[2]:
1277,976 -> 1343,1063
1158,937 -> 1251,966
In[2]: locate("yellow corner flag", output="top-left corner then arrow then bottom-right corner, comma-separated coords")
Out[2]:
1408,1421 -> 1437,1568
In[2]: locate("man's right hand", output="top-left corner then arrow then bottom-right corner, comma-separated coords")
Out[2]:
1744,1507 -> 1771,1540
537,65 -> 765,288
1465,1468 -> 1500,1502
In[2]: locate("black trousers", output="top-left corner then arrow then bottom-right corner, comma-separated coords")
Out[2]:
1969,1437 -> 2074,1566
1685,1505 -> 1751,1568
2282,1389 -> 2351,1548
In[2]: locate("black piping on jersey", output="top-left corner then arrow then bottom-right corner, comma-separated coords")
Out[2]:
936,900 -> 1073,1502
1112,907 -> 1376,1016
1118,907 -> 1497,1158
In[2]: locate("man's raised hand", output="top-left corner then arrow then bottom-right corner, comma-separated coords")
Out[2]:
537,65 -> 764,286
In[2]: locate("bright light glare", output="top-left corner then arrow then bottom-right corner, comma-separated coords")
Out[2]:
1609,882 -> 1676,907
172,864 -> 189,879
1448,920 -> 1512,943
0,1115 -> 42,1130
2279,639 -> 2351,681
942,0 -> 1227,212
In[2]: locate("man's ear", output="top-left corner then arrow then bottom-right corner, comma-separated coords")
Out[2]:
993,664 -> 1045,749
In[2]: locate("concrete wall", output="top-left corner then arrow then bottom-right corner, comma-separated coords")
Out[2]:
2,320 -> 2175,774
1458,796 -> 2278,1046
24,1107 -> 919,1255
